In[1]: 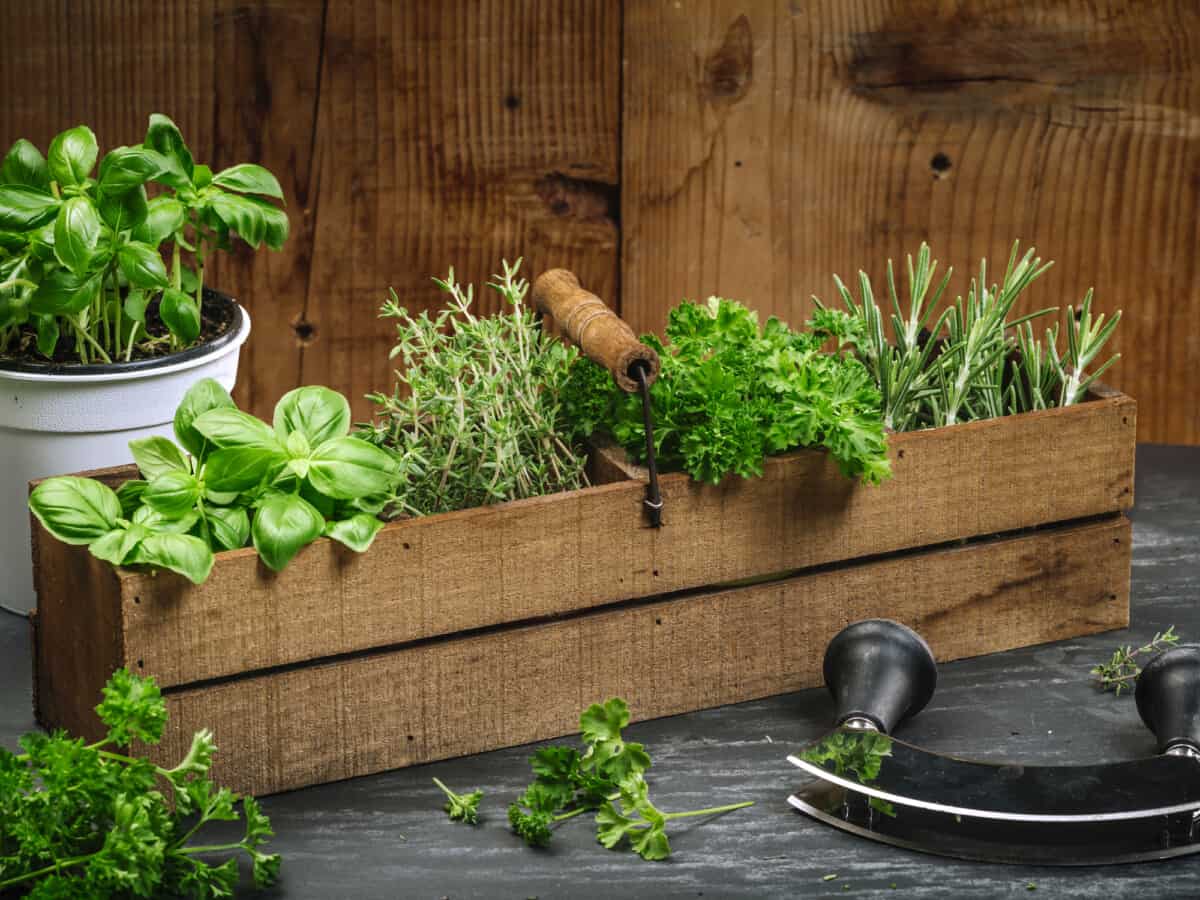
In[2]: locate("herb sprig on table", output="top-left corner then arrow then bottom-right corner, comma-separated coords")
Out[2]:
571,296 -> 890,485
505,698 -> 754,861
363,260 -> 594,516
1091,627 -> 1180,695
0,669 -> 279,898
29,377 -> 401,583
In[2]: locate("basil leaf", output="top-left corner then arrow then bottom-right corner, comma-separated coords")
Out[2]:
244,195 -> 288,250
192,164 -> 213,188
117,241 -> 169,289
131,505 -> 201,534
30,268 -> 102,316
0,139 -> 50,189
208,192 -> 272,248
123,288 -> 149,324
47,125 -> 98,186
98,184 -> 149,232
115,479 -> 148,518
129,532 -> 213,584
193,408 -> 279,449
273,386 -> 350,446
143,113 -> 194,189
34,314 -> 59,357
129,436 -> 189,479
53,197 -> 102,275
89,524 -> 148,567
29,476 -> 121,545
143,470 -> 201,516
251,492 -> 324,572
174,378 -> 236,458
204,446 -> 284,492
131,196 -> 186,245
206,505 -> 250,551
324,513 -> 384,553
0,290 -> 30,329
306,437 -> 398,500
96,146 -> 162,194
160,287 -> 200,344
0,185 -> 60,230
211,163 -> 284,200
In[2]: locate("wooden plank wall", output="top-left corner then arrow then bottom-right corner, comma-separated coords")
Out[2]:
2,1 -> 1198,444
0,0 -> 619,420
622,0 -> 1200,445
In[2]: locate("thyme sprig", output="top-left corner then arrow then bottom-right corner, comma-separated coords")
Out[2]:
364,260 -> 592,516
1091,627 -> 1180,695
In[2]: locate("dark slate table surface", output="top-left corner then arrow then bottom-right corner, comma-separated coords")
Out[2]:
3,445 -> 1198,899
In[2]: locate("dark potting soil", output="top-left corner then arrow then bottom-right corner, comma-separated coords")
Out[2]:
0,292 -> 236,368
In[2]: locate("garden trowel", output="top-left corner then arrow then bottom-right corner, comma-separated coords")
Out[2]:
787,620 -> 1200,865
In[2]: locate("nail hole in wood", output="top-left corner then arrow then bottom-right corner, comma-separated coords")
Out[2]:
402,542 -> 410,550
292,319 -> 317,344
407,734 -> 414,741
897,449 -> 906,459
504,93 -> 521,110
652,569 -> 659,576
734,160 -> 743,167
136,659 -> 144,669
133,596 -> 140,604
1122,417 -> 1128,425
1109,594 -> 1118,601
930,152 -> 952,177
655,618 -> 662,625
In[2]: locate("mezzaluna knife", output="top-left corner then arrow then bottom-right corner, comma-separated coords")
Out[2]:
787,620 -> 1200,865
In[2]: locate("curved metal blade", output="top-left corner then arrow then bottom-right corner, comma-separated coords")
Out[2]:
789,780 -> 1200,866
788,728 -> 1200,823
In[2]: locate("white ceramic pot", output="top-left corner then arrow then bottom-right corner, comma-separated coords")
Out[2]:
0,292 -> 250,613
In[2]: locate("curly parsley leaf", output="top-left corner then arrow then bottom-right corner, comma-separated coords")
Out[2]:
433,777 -> 483,825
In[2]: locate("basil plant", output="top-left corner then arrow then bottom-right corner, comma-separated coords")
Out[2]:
0,114 -> 287,364
30,379 -> 402,583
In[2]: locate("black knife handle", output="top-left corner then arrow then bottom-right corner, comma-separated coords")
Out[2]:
823,619 -> 938,734
1135,647 -> 1200,755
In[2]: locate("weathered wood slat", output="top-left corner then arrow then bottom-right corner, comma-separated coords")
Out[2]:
30,390 -> 1133,693
144,515 -> 1130,796
620,0 -> 1200,445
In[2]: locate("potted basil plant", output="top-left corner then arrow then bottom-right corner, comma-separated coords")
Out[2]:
0,113 -> 288,612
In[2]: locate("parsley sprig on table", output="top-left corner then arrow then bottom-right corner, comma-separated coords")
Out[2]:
433,778 -> 483,825
0,669 -> 279,898
506,698 -> 753,861
572,297 -> 890,485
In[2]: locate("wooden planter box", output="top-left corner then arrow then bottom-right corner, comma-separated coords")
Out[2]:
30,385 -> 1135,796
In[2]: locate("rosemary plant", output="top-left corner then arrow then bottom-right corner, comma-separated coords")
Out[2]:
818,242 -> 1122,431
364,260 -> 592,516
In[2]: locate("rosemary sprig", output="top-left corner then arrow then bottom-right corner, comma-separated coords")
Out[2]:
1091,627 -> 1180,695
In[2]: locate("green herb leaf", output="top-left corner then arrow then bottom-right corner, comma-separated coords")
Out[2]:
324,513 -> 384,553
95,666 -> 168,745
273,385 -> 351,446
29,476 -> 122,545
203,446 -> 284,493
206,505 -> 251,551
433,778 -> 483,825
142,470 -> 202,516
129,435 -> 189,478
0,184 -> 60,230
96,146 -> 163,195
116,479 -> 148,517
173,377 -> 236,459
29,266 -> 102,316
34,313 -> 59,357
117,240 -> 169,289
307,437 -> 398,500
193,407 -> 280,449
97,183 -> 150,231
47,124 -> 98,186
132,196 -> 187,245
129,532 -> 214,584
212,163 -> 285,200
251,492 -> 325,571
0,138 -> 50,189
160,287 -> 200,344
53,196 -> 102,274
143,113 -> 194,189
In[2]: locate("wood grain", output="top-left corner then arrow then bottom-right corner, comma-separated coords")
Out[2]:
0,1 -> 619,420
147,515 -> 1130,796
30,389 -> 1134,693
621,0 -> 1200,445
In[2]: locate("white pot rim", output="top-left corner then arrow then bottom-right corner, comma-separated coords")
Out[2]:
0,291 -> 250,385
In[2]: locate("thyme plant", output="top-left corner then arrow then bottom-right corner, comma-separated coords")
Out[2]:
364,260 -> 592,516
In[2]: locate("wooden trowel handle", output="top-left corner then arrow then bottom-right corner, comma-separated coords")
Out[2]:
532,268 -> 660,393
